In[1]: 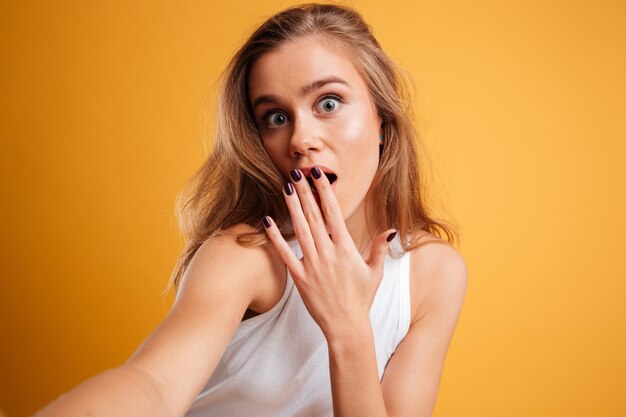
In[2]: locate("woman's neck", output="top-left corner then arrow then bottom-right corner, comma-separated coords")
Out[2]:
344,203 -> 381,259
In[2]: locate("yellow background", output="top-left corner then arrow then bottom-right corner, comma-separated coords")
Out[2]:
1,0 -> 625,416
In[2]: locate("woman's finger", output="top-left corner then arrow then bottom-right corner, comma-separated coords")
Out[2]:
288,169 -> 333,255
282,181 -> 319,265
262,215 -> 305,279
367,229 -> 398,275
308,166 -> 350,249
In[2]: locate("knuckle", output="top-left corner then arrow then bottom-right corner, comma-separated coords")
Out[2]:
338,241 -> 353,256
298,276 -> 310,289
279,246 -> 293,260
299,184 -> 312,197
294,224 -> 309,237
304,207 -> 322,224
320,253 -> 336,268
308,263 -> 322,278
321,201 -> 336,216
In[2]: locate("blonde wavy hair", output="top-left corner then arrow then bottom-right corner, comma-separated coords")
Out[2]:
163,2 -> 458,296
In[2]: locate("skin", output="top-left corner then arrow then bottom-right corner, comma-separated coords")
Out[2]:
248,35 -> 468,417
248,35 -> 385,257
30,34 -> 466,417
248,35 -> 399,415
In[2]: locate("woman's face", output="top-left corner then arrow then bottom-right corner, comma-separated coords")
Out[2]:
247,36 -> 382,225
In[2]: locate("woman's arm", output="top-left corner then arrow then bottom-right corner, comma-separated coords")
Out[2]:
32,365 -> 170,417
262,171 -> 467,417
33,224 -> 279,417
327,243 -> 468,417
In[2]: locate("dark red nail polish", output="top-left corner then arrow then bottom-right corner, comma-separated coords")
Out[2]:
386,231 -> 397,242
311,166 -> 322,179
290,169 -> 302,182
262,216 -> 271,228
284,182 -> 294,195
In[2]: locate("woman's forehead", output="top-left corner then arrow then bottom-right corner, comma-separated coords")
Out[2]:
247,37 -> 367,100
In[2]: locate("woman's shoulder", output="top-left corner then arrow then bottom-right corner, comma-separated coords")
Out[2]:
407,230 -> 468,325
210,223 -> 288,316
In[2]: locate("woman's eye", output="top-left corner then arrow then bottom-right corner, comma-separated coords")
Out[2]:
264,112 -> 288,128
261,94 -> 343,128
316,95 -> 342,113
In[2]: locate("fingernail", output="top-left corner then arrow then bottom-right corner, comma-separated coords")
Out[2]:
262,216 -> 271,228
290,169 -> 302,182
311,166 -> 322,179
284,182 -> 294,195
386,231 -> 397,242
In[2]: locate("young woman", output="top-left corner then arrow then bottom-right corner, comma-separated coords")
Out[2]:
34,3 -> 467,417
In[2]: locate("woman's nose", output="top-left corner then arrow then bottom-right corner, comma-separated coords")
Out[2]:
289,116 -> 323,157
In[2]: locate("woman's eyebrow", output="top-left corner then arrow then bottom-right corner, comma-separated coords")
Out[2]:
251,76 -> 350,109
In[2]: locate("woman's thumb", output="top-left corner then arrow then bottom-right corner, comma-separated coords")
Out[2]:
367,229 -> 397,273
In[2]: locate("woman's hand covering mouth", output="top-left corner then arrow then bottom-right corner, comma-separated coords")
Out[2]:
296,166 -> 338,191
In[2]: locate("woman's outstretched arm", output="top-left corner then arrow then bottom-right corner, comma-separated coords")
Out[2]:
32,365 -> 171,417
33,225 -> 276,417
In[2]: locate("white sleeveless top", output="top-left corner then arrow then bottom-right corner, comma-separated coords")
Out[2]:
185,234 -> 412,417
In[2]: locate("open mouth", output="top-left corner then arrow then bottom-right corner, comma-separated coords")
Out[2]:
306,173 -> 337,192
